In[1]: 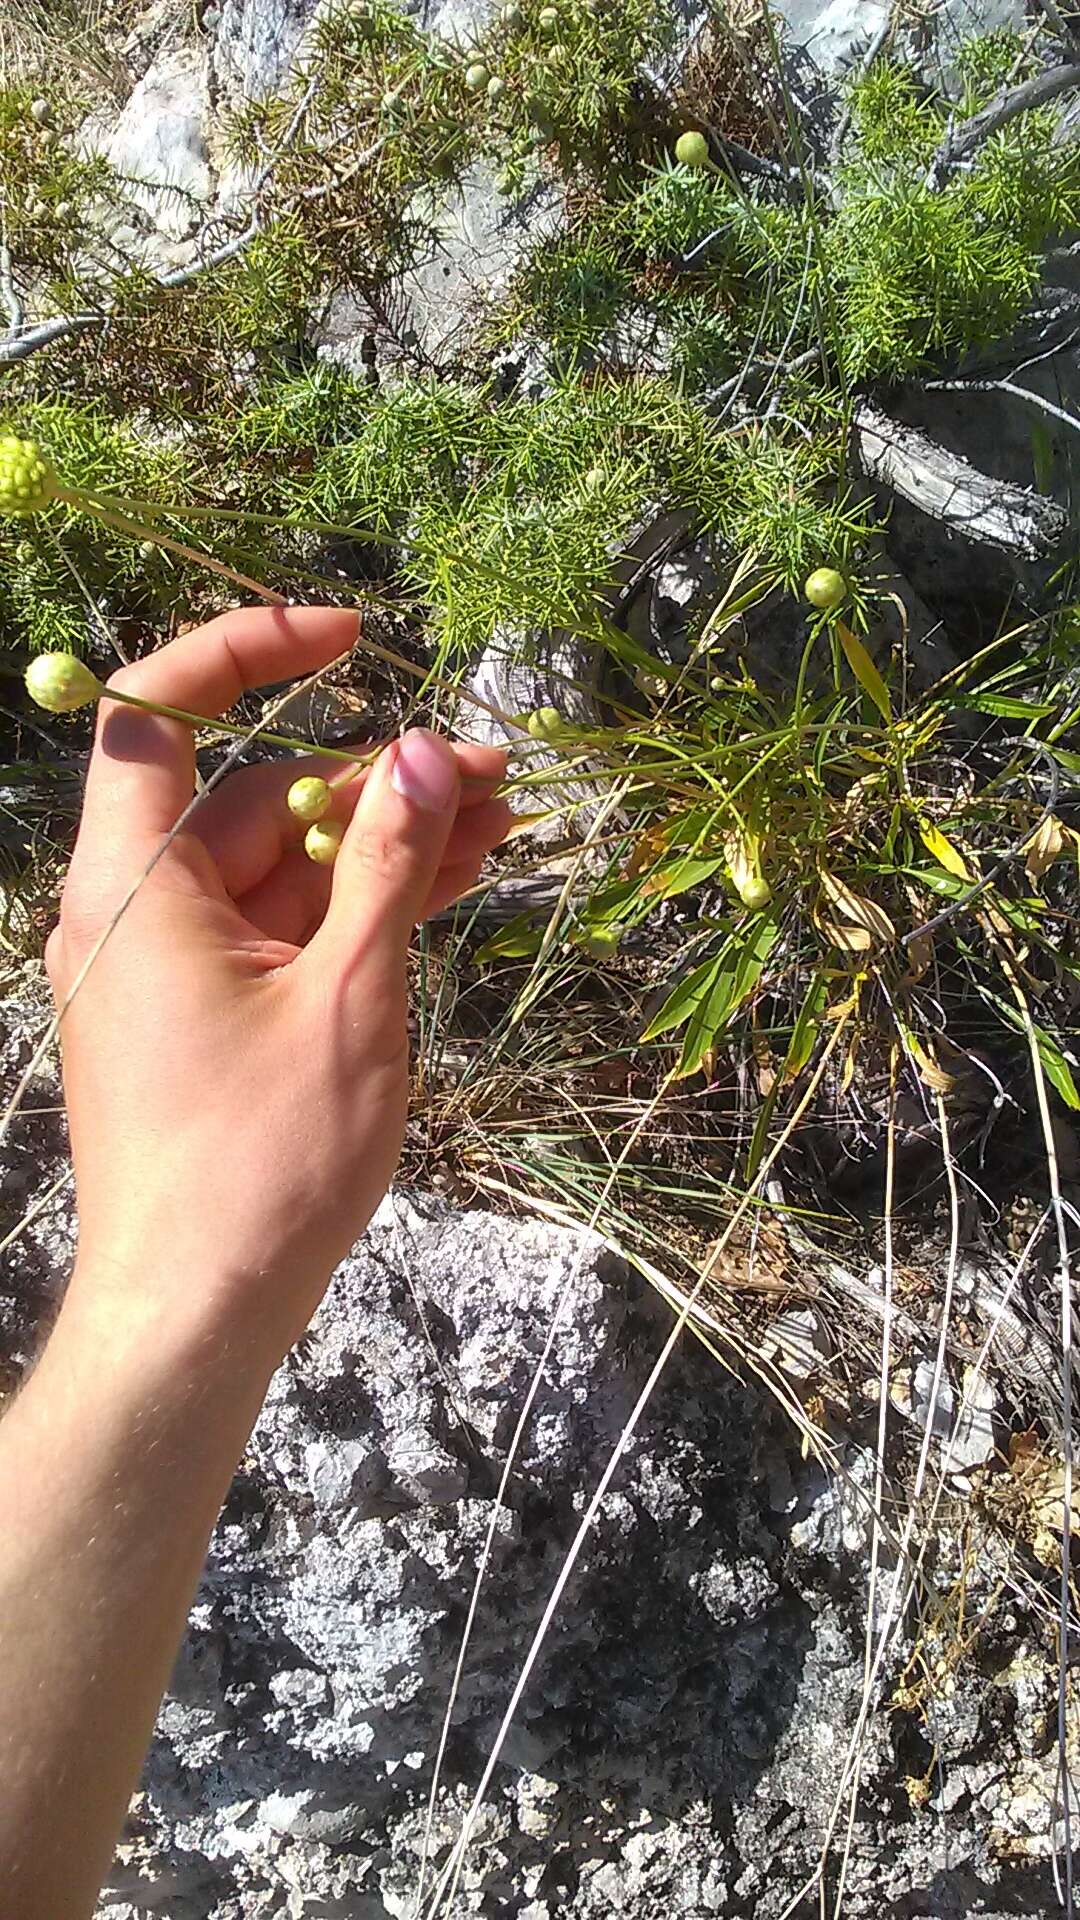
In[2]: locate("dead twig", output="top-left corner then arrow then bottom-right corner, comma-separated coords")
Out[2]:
928,62 -> 1080,185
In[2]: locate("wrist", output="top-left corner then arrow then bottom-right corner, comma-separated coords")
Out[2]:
57,1248 -> 283,1414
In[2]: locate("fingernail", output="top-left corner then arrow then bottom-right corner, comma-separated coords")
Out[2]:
390,729 -> 458,813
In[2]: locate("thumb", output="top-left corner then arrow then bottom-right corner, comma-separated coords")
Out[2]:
314,729 -> 460,976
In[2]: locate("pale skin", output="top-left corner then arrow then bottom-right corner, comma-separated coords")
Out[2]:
0,606 -> 512,1920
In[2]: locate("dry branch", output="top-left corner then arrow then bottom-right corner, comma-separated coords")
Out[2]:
853,400 -> 1067,557
929,62 -> 1080,183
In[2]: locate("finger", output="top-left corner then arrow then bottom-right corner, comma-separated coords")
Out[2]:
305,729 -> 460,985
236,850 -> 332,949
189,755 -> 363,900
193,755 -> 509,903
236,794 -> 511,948
75,606 -> 359,881
443,741 -> 508,798
423,857 -> 487,920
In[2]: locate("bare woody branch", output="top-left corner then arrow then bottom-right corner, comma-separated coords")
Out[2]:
929,61 -> 1080,183
853,400 -> 1066,558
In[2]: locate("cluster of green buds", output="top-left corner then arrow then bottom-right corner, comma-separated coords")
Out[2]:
285,775 -> 348,865
524,705 -> 569,741
0,436 -> 58,517
24,652 -> 102,713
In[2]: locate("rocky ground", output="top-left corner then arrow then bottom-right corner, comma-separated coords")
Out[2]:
0,966 -> 1072,1919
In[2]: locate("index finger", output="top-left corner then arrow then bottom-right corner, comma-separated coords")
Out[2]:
75,605 -> 360,880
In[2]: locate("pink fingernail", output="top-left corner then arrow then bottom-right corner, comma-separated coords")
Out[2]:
390,729 -> 458,813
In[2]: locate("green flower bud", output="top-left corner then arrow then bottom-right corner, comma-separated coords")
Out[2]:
500,1 -> 523,20
546,41 -> 567,64
804,566 -> 846,612
305,819 -> 345,865
487,73 -> 506,100
381,88 -> 403,114
538,5 -> 559,29
674,129 -> 710,168
526,705 -> 566,741
583,466 -> 605,492
25,651 -> 102,713
287,775 -> 332,824
580,925 -> 622,958
30,99 -> 53,127
0,435 -> 58,516
465,61 -> 491,89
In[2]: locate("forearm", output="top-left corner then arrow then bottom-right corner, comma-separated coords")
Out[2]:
0,1262 -> 278,1920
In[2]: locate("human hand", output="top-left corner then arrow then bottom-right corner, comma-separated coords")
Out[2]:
46,606 -> 510,1375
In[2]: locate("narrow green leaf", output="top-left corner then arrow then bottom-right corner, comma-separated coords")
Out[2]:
953,693 -> 1056,719
977,990 -> 1080,1110
473,913 -> 545,964
642,947 -> 730,1042
784,971 -> 827,1080
675,914 -> 779,1079
648,853 -> 725,899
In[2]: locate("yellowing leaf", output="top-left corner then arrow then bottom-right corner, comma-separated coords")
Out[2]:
837,621 -> 892,722
902,927 -> 934,982
815,915 -> 873,953
1024,814 -> 1066,883
818,869 -> 896,946
907,1035 -> 956,1094
917,816 -> 972,881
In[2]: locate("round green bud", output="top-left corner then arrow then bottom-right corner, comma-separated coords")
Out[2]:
546,41 -> 567,63
465,61 -> 491,89
581,925 -> 621,958
526,705 -> 566,740
0,435 -> 58,516
487,73 -> 506,100
30,98 -> 53,127
500,1 -> 523,20
305,818 -> 345,865
287,775 -> 332,824
538,5 -> 559,29
25,651 -> 102,713
674,129 -> 710,168
803,566 -> 846,612
737,874 -> 772,910
583,465 -> 605,492
381,88 -> 403,114
54,200 -> 73,221
36,127 -> 58,150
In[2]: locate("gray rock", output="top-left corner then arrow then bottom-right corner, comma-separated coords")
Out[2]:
945,1365 -> 1000,1474
96,47 -> 213,259
210,0 -> 322,103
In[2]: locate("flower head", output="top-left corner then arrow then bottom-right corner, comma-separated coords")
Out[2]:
25,652 -> 102,713
305,819 -> 344,865
287,776 -> 332,824
0,436 -> 57,517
